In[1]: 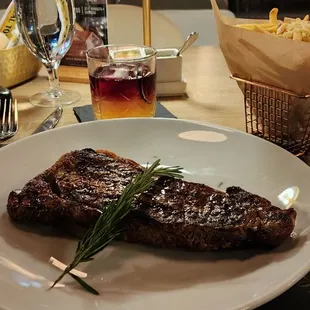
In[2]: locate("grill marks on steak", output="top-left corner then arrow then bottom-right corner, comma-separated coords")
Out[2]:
48,148 -> 143,208
126,179 -> 296,250
7,149 -> 142,227
6,148 -> 297,251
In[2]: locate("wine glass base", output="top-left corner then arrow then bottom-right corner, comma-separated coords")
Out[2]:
29,89 -> 81,107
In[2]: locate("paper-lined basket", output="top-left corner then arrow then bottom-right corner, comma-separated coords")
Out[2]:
211,0 -> 310,155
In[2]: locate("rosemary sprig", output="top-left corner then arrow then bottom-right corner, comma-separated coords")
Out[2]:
51,159 -> 183,294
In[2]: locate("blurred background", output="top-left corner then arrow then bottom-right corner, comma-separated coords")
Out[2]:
1,0 -> 310,16
1,0 -> 226,10
1,0 -> 309,47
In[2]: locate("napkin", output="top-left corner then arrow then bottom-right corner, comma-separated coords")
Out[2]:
73,102 -> 177,123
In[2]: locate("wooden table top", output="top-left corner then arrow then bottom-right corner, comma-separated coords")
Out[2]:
9,46 -> 244,143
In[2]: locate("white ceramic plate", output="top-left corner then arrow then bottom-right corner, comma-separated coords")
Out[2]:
0,118 -> 310,310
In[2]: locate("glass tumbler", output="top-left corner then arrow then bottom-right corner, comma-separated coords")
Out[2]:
86,45 -> 157,119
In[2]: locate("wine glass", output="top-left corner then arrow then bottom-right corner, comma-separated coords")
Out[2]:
15,0 -> 81,107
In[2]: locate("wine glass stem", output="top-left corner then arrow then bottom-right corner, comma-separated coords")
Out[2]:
46,63 -> 62,99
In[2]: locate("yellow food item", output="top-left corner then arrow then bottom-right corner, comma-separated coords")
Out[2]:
235,8 -> 310,42
269,8 -> 279,24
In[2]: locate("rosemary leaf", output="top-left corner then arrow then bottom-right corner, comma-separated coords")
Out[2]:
80,258 -> 94,263
70,274 -> 100,295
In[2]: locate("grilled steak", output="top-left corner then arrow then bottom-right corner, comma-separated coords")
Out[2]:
7,148 -> 297,251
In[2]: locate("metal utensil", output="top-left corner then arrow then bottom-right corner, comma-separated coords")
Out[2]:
0,105 -> 63,148
177,32 -> 199,56
0,98 -> 18,141
0,87 -> 14,140
32,106 -> 63,135
0,86 -> 13,145
0,86 -> 12,101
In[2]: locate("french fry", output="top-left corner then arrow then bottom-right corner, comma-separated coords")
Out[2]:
293,30 -> 302,41
269,8 -> 278,24
235,24 -> 256,30
264,25 -> 278,33
253,25 -> 271,34
284,17 -> 296,23
235,8 -> 310,43
277,23 -> 287,35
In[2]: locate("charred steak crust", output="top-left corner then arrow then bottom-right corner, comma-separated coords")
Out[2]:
7,148 -> 297,251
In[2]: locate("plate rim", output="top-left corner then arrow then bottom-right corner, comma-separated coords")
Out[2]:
3,117 -> 310,168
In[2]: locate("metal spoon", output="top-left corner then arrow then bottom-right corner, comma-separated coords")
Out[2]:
177,32 -> 199,56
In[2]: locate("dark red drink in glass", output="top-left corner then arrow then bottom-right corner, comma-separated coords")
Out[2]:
87,45 -> 157,119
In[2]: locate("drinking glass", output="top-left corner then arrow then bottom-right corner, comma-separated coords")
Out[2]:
15,0 -> 81,107
86,45 -> 157,119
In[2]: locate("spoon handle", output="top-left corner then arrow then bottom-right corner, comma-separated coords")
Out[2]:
177,32 -> 199,56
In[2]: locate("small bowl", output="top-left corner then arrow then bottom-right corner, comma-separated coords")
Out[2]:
0,44 -> 42,88
156,48 -> 182,83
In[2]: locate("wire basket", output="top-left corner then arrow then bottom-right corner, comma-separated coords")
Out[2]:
231,75 -> 310,157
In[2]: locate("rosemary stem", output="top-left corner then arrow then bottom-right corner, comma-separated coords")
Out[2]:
50,160 -> 184,294
50,261 -> 79,289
